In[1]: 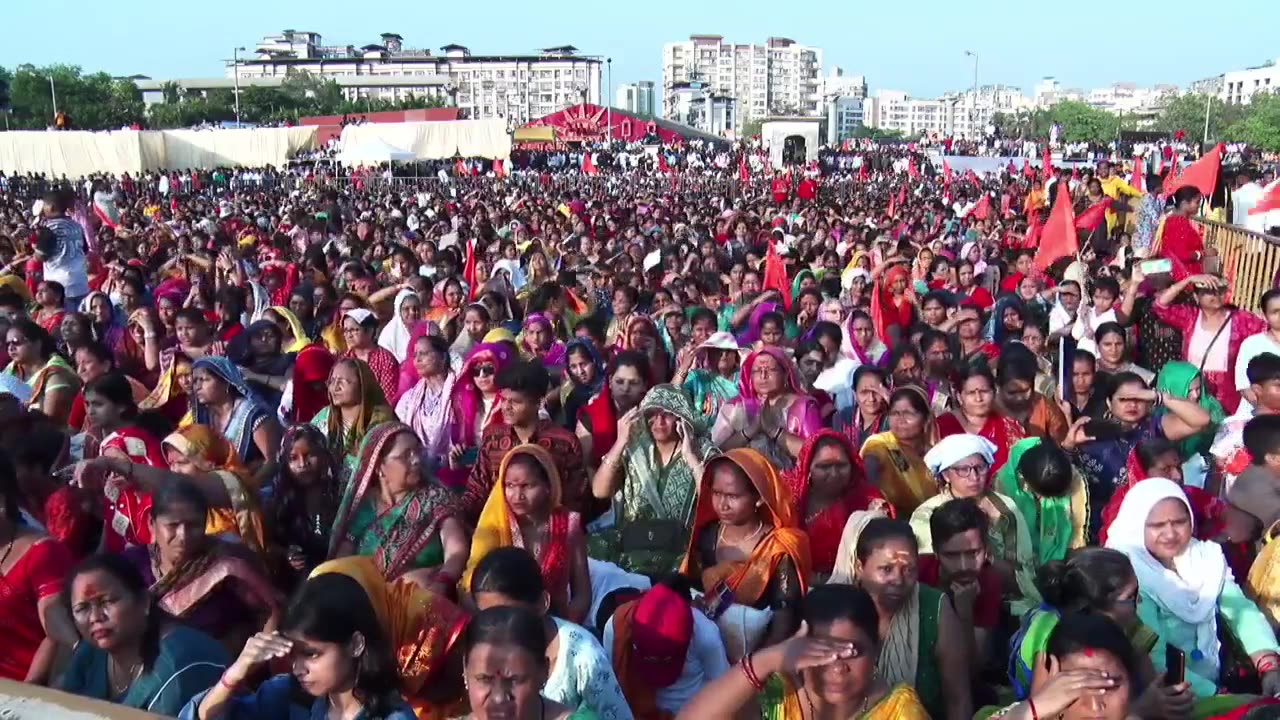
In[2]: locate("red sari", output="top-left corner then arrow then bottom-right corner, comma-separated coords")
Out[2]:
0,539 -> 73,681
344,346 -> 400,404
87,428 -> 170,554
1153,215 -> 1205,274
935,412 -> 1027,477
784,430 -> 892,575
580,392 -> 619,466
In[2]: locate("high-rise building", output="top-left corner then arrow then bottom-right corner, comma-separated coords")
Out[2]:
661,35 -> 823,132
615,81 -> 656,117
822,67 -> 868,143
224,29 -> 603,124
1222,59 -> 1280,105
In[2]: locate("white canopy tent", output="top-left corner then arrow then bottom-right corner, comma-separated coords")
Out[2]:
337,136 -> 416,167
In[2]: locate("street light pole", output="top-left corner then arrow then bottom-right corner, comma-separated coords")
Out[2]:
233,46 -> 245,126
49,75 -> 58,121
1203,93 -> 1213,145
964,50 -> 978,139
606,58 -> 612,143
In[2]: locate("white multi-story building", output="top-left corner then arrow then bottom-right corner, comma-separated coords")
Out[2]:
615,82 -> 656,117
661,35 -> 822,131
224,29 -> 602,124
1222,59 -> 1280,104
865,90 -> 961,138
1034,77 -> 1085,108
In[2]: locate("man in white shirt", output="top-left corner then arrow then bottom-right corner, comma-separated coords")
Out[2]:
1233,168 -> 1265,227
603,581 -> 730,714
1233,289 -> 1280,417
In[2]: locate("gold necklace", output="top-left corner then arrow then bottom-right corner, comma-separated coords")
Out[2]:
717,520 -> 764,548
108,658 -> 142,696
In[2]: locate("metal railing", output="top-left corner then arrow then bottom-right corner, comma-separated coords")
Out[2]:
1195,218 -> 1280,313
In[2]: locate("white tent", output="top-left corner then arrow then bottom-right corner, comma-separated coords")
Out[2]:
337,136 -> 416,167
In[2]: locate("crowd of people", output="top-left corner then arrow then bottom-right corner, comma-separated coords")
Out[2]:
0,141 -> 1279,720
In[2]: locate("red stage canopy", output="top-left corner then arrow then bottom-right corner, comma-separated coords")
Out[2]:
522,104 -> 695,145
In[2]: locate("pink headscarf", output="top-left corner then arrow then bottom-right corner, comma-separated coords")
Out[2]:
393,321 -> 442,403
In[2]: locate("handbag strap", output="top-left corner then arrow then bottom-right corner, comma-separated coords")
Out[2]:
1197,309 -> 1236,377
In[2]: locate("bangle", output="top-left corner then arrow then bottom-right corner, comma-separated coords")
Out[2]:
1028,698 -> 1039,720
740,654 -> 765,691
218,672 -> 238,691
1257,654 -> 1280,673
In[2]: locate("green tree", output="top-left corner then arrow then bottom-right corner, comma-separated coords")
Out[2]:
740,118 -> 763,138
1046,100 -> 1121,143
1226,92 -> 1280,151
1154,93 -> 1246,143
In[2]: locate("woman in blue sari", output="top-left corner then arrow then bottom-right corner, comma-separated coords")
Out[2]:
191,356 -> 283,487
558,337 -> 605,430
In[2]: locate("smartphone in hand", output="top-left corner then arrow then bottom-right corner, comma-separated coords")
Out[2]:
1164,645 -> 1186,686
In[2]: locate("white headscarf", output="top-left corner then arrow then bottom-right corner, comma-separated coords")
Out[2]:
492,259 -> 528,291
923,434 -> 997,476
377,289 -> 418,360
960,241 -> 987,275
1104,478 -> 1227,672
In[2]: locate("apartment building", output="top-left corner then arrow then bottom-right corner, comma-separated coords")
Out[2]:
615,81 -> 656,117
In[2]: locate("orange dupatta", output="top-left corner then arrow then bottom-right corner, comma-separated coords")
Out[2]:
312,557 -> 469,720
679,448 -> 812,606
163,425 -> 265,556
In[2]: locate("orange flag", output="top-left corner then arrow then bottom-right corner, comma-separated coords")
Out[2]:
1042,145 -> 1054,183
1163,143 -> 1223,199
1034,178 -> 1079,271
761,238 -> 792,309
492,158 -> 507,178
1130,156 -> 1146,194
971,194 -> 991,220
462,239 -> 478,300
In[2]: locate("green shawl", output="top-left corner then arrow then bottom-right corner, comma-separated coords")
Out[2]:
994,438 -> 1074,564
1155,361 -> 1226,458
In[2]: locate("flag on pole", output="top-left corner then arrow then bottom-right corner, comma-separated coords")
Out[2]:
1074,197 -> 1114,232
1130,156 -> 1146,194
1250,182 -> 1280,216
965,169 -> 981,186
492,158 -> 507,178
582,153 -> 598,176
1034,176 -> 1080,272
739,155 -> 750,182
761,238 -> 792,309
462,239 -> 478,300
1163,143 -> 1223,199
972,194 -> 991,220
858,160 -> 869,183
943,160 -> 953,184
1042,145 -> 1054,183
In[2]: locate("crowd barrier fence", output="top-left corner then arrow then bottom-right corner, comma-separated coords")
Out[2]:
1195,218 -> 1280,313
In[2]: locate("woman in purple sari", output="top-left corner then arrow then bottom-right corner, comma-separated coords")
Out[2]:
710,347 -> 822,470
519,312 -> 566,368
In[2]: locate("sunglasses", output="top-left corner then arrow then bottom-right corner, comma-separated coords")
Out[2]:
474,364 -> 496,377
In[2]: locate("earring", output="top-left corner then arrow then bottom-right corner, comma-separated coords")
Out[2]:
756,500 -> 764,507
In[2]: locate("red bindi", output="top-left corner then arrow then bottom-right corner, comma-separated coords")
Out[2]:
1083,648 -> 1095,657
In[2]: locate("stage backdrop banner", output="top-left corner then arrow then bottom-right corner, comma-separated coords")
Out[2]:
0,126 -> 318,177
339,119 -> 511,161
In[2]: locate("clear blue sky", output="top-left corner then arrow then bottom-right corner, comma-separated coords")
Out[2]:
3,0 -> 1276,98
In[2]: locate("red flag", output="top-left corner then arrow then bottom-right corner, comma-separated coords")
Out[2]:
1023,160 -> 1036,179
462,239 -> 478,300
455,158 -> 467,176
582,153 -> 598,175
965,169 -> 981,186
761,239 -> 792,309
972,194 -> 991,220
908,156 -> 920,180
1023,211 -> 1043,249
1163,143 -> 1223,199
1074,197 -> 1114,232
897,186 -> 907,206
943,160 -> 953,184
1130,156 -> 1146,194
1042,145 -> 1054,183
1034,176 -> 1079,272
858,161 -> 869,183
657,153 -> 670,173
887,190 -> 897,218
1250,182 -> 1280,216
739,155 -> 750,182
492,158 -> 507,178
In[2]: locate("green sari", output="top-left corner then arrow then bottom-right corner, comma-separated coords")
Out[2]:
994,438 -> 1087,564
683,367 -> 739,428
587,384 -> 711,576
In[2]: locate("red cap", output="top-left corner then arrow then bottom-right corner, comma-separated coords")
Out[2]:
770,217 -> 787,229
629,585 -> 693,689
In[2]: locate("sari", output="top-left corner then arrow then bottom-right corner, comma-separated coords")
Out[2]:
396,369 -> 456,464
1149,301 -> 1266,414
682,341 -> 741,427
521,312 -> 567,367
870,266 -> 914,346
760,677 -> 929,720
714,348 -> 822,470
287,345 -> 335,425
130,539 -> 278,651
163,425 -> 266,556
680,448 -> 812,612
267,305 -> 311,352
344,344 -> 401,405
93,427 -> 170,554
191,356 -> 273,466
1156,361 -> 1226,459
311,557 -> 470,720
1152,214 -> 1206,274
786,430 -> 892,577
4,354 -> 78,412
860,432 -> 937,517
310,359 -> 396,470
560,337 -> 605,429
935,411 -> 1027,476
588,385 -> 710,576
994,438 -> 1088,564
140,350 -> 194,425
464,444 -> 583,620
329,423 -> 461,579
448,343 -> 516,450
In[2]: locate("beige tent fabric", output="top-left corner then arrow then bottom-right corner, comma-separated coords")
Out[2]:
339,119 -> 511,160
0,127 -> 318,177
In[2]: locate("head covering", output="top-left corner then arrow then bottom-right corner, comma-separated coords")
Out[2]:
522,312 -> 567,366
627,584 -> 694,688
192,356 -> 266,410
0,275 -> 32,304
1104,478 -> 1228,673
483,327 -> 516,344
737,302 -> 782,346
449,342 -> 516,447
924,434 -> 997,476
227,319 -> 285,371
344,308 -> 375,326
1156,361 -> 1226,457
492,259 -> 528,291
291,345 -> 336,423
463,444 -> 564,590
734,347 -> 807,417
323,358 -> 395,458
267,306 -> 310,353
995,438 -> 1076,564
378,289 -> 419,361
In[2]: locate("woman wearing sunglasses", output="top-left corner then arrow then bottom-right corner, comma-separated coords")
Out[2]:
440,343 -> 516,488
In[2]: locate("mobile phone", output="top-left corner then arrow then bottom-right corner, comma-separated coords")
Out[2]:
1164,645 -> 1186,686
1139,258 -> 1172,276
1084,418 -> 1124,441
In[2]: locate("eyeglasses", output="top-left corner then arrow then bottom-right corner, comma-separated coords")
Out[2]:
474,364 -> 496,377
946,463 -> 989,478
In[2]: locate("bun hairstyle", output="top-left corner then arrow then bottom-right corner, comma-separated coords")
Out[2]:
1018,441 -> 1074,498
1036,548 -> 1134,613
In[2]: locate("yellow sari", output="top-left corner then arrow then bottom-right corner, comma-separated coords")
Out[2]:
860,432 -> 937,517
763,676 -> 929,720
163,426 -> 265,555
311,557 -> 469,720
267,305 -> 311,352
